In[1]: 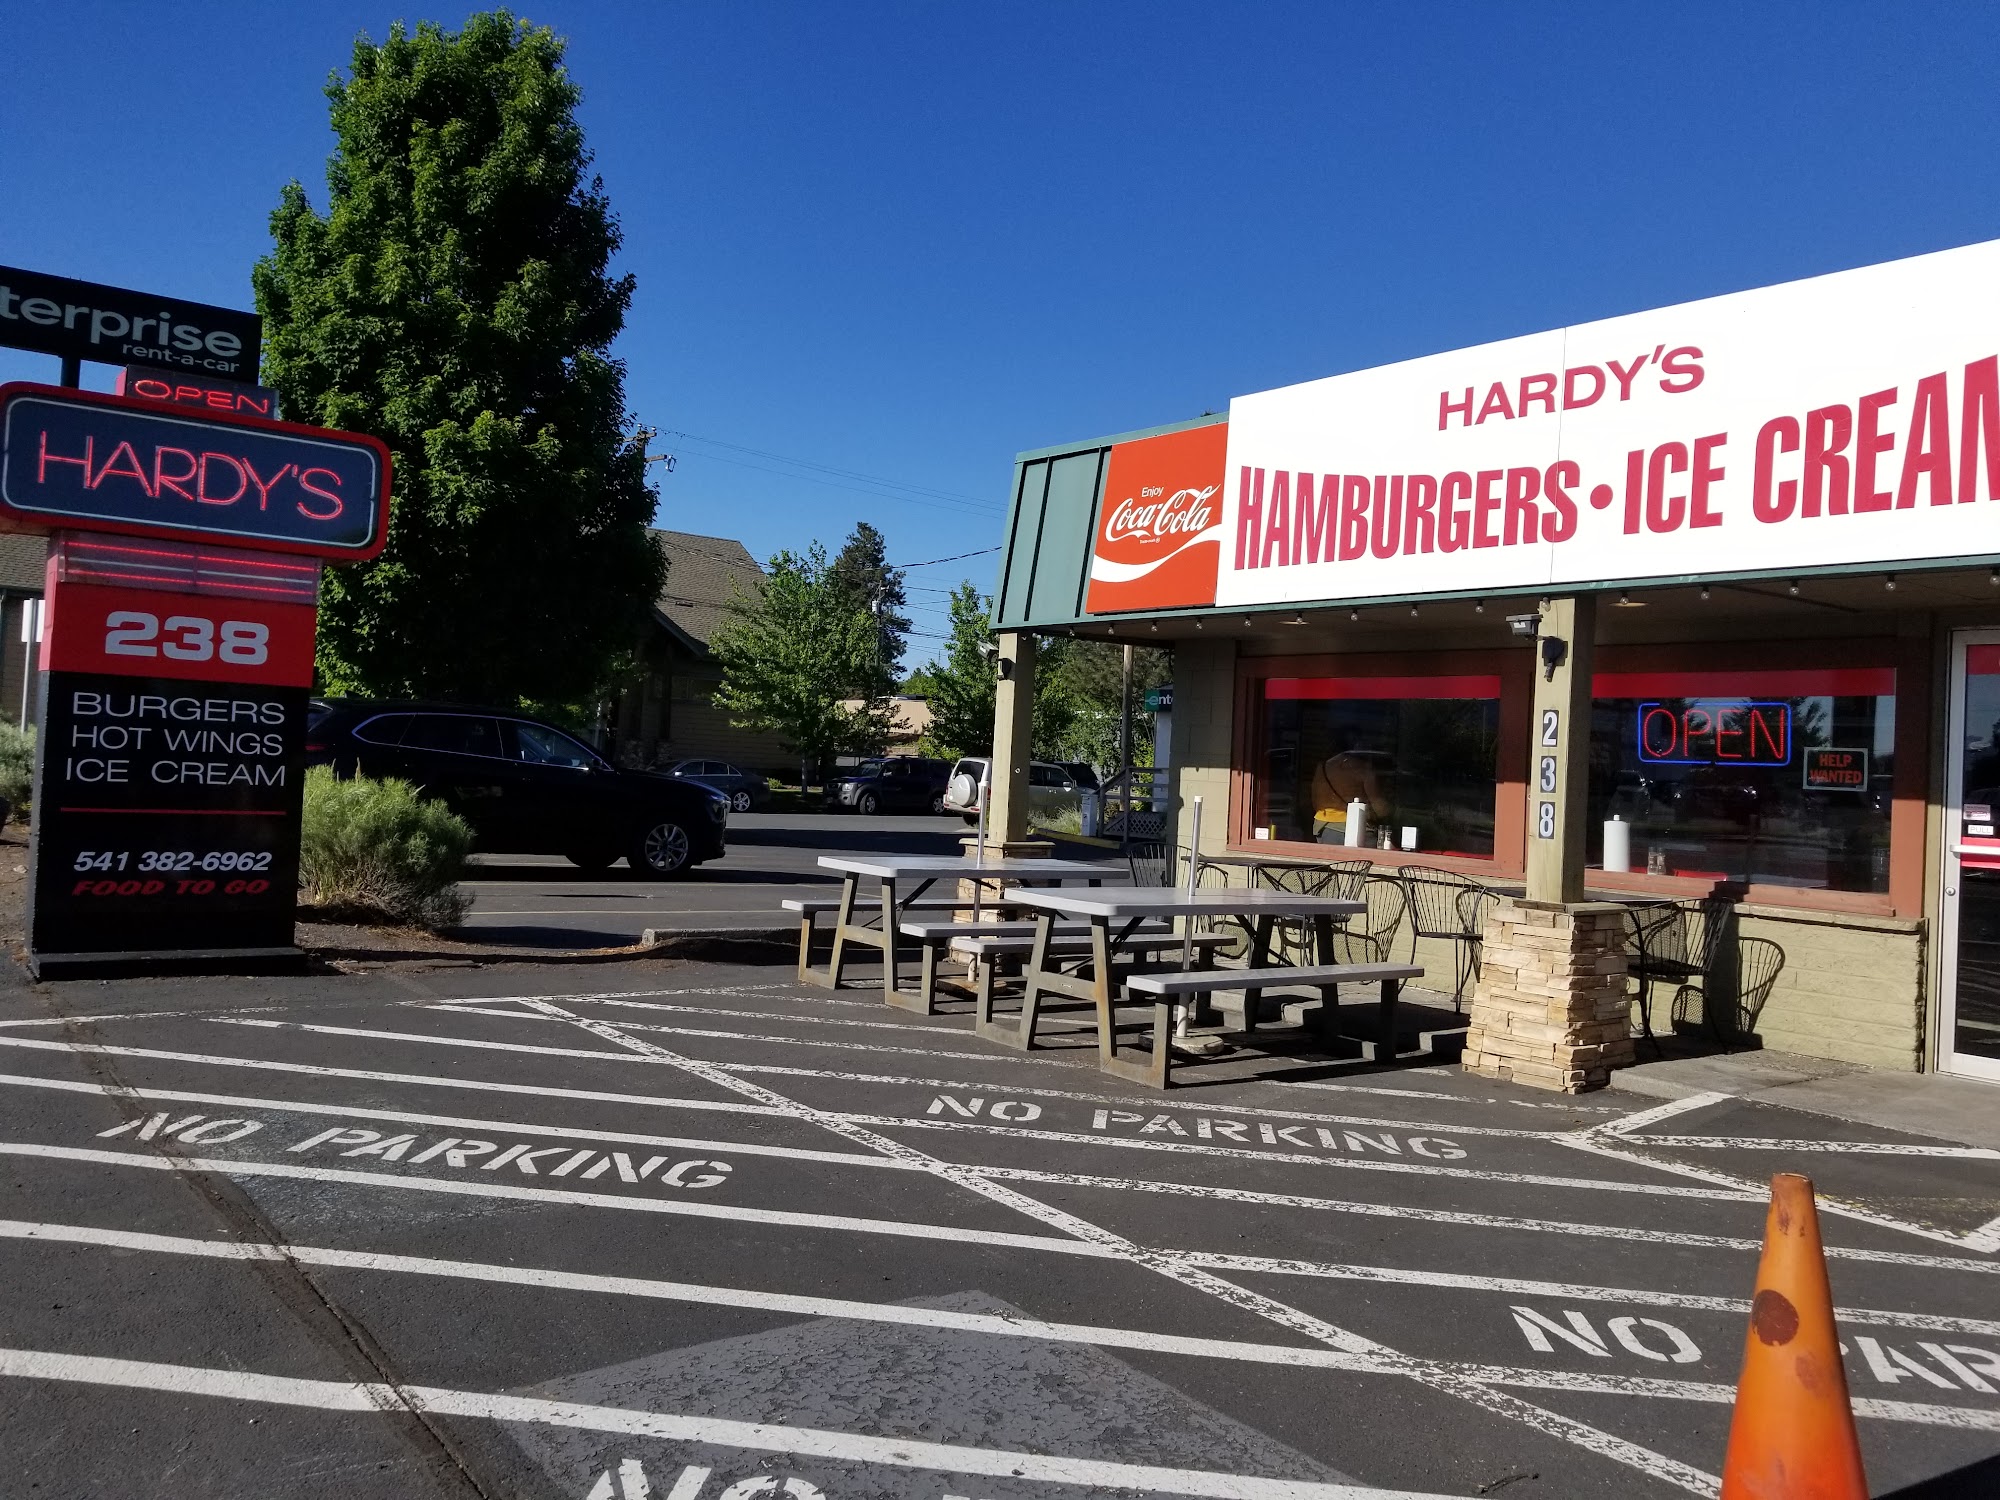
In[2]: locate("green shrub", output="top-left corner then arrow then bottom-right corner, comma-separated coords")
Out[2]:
299,766 -> 472,931
0,720 -> 34,812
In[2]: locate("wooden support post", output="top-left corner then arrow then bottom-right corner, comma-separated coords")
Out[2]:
986,630 -> 1038,848
1524,595 -> 1596,905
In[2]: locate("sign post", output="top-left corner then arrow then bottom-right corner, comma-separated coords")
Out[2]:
0,383 -> 389,976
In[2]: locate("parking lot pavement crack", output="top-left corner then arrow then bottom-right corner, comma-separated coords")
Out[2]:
495,994 -> 1725,1497
19,989 -> 500,1500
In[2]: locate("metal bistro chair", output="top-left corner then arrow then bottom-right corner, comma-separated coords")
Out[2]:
1253,859 -> 1373,965
1125,838 -> 1175,890
1627,895 -> 1734,1048
1334,874 -> 1409,966
1674,932 -> 1784,1045
1398,867 -> 1495,1011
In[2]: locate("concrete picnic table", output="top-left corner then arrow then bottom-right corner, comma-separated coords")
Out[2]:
980,885 -> 1365,1065
810,853 -> 1129,1006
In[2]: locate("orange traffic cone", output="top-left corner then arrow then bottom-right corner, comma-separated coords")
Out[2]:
1719,1173 -> 1868,1499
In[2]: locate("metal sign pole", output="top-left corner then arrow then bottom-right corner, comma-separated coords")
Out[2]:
1177,795 -> 1202,1036
972,761 -> 991,923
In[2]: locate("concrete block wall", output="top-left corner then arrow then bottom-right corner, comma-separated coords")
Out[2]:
1726,908 -> 1925,1070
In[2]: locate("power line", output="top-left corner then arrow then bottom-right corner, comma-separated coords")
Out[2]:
658,430 -> 1004,514
893,546 -> 1001,569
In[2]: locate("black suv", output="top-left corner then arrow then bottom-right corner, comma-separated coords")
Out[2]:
830,756 -> 951,814
305,701 -> 728,877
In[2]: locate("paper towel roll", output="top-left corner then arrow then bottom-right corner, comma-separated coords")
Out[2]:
1344,799 -> 1368,848
1602,817 -> 1631,873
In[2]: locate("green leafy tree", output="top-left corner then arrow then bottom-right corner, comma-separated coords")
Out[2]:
920,583 -> 997,760
828,522 -> 909,688
710,544 -> 893,787
253,11 -> 663,706
916,584 -> 1095,764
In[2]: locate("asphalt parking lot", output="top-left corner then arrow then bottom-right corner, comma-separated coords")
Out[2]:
4,937 -> 1999,1498
455,811 -> 968,948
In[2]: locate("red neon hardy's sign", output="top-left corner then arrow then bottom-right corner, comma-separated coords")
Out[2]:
0,383 -> 389,561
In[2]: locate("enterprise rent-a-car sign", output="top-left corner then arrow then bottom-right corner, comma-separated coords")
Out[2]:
0,265 -> 261,382
1213,237 -> 2000,608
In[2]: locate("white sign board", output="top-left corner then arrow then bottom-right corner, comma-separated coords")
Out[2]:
1218,238 -> 2000,607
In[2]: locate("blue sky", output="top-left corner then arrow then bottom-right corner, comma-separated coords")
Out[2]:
5,3 -> 2000,663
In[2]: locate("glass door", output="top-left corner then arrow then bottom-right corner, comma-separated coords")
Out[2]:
1940,632 -> 2000,1081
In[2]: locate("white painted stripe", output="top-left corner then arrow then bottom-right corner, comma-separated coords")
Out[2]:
1629,1134 -> 2000,1159
371,1003 -> 1049,1063
0,1034 -> 785,1120
0,1218 -> 1377,1372
1594,1092 -> 1732,1137
982,1167 -> 2000,1275
703,1058 -> 1580,1139
4,1033 -> 1984,1274
1161,1247 -> 2000,1337
0,1143 -> 1115,1258
0,1348 -> 1466,1500
839,1110 -> 1756,1202
16,1211 -> 1992,1359
438,994 -> 999,1036
1566,1131 -> 1997,1254
268,1015 -> 1585,1141
1967,1214 -> 2000,1256
0,1072 -> 916,1173
502,998 -> 1725,1495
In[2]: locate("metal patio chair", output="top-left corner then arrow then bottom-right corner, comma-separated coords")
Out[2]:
1672,932 -> 1783,1045
1629,895 -> 1735,1045
1398,867 -> 1495,1010
1254,862 -> 1339,965
1125,838 -> 1174,889
1333,874 -> 1409,967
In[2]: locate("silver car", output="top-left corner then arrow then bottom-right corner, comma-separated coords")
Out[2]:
943,756 -> 1086,826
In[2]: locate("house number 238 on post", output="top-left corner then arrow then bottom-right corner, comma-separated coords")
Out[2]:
103,612 -> 269,666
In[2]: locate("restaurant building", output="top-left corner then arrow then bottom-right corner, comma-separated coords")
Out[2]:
984,237 -> 2000,1087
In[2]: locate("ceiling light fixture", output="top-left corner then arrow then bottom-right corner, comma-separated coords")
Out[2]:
1473,599 -> 1485,613
1787,580 -> 1801,596
1884,574 -> 1898,591
1611,591 -> 1647,608
1698,585 -> 1711,601
1349,609 -> 1360,622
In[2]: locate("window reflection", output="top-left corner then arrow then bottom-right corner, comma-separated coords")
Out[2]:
1587,670 -> 1895,892
1257,678 -> 1500,856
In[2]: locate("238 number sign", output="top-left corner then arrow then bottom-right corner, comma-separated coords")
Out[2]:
104,611 -> 271,665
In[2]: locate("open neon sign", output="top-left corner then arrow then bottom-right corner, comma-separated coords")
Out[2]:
1636,700 -> 1791,766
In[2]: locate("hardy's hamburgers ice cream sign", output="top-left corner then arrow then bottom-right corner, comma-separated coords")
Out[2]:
1084,238 -> 2000,613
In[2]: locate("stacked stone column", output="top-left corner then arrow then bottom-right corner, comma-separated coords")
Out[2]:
1462,896 -> 1634,1092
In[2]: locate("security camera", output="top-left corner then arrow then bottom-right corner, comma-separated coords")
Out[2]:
977,640 -> 999,663
1505,612 -> 1540,638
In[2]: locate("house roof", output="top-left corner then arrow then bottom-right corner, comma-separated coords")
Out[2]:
0,533 -> 47,593
650,529 -> 764,655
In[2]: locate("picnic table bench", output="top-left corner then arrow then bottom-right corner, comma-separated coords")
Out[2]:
783,894 -> 982,983
982,885 -> 1370,1079
958,928 -> 1235,1037
1121,961 -> 1424,1087
892,916 -> 1167,1015
808,854 -> 1128,1005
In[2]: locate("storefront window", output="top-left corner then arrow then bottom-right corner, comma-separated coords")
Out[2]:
1255,676 -> 1501,855
1587,668 -> 1895,892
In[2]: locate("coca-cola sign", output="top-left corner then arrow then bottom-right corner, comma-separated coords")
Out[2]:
1085,421 -> 1229,613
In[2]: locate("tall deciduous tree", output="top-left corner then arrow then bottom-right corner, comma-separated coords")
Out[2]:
921,583 -> 997,760
253,11 -> 663,706
710,544 -> 893,787
828,521 -> 909,688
